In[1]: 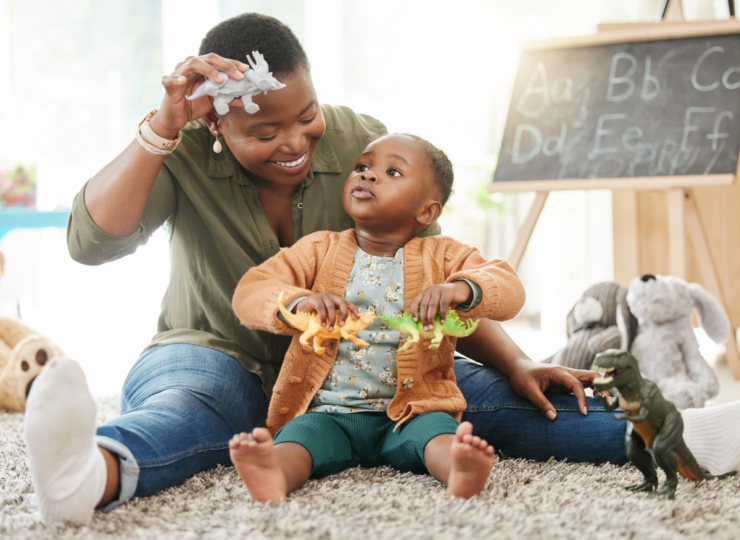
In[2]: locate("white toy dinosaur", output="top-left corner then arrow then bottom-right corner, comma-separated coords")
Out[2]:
186,51 -> 286,115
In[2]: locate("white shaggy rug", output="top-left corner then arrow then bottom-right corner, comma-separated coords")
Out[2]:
2,397 -> 740,539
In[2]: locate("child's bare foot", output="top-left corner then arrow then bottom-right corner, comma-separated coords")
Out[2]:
229,428 -> 287,503
446,421 -> 494,498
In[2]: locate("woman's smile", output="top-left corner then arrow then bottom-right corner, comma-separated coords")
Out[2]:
269,151 -> 309,173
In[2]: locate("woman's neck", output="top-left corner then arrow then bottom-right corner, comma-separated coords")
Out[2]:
354,228 -> 415,257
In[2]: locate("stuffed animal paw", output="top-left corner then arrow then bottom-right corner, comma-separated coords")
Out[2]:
0,330 -> 62,412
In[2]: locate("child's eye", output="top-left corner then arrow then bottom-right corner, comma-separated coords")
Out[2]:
387,168 -> 402,177
356,163 -> 369,172
300,114 -> 317,125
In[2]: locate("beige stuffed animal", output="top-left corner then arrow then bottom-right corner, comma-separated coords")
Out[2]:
0,252 -> 63,412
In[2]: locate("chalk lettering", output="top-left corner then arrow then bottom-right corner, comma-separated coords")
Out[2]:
622,126 -> 644,151
572,87 -> 590,129
641,56 -> 661,100
511,124 -> 542,164
606,53 -> 637,102
543,123 -> 567,156
706,111 -> 733,151
691,46 -> 723,92
591,155 -> 625,178
589,113 -> 627,159
704,139 -> 726,175
516,62 -> 550,118
681,107 -> 715,149
627,143 -> 656,176
550,77 -> 573,103
654,140 -> 677,175
722,66 -> 740,89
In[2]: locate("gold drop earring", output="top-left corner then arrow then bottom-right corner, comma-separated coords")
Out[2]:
212,129 -> 222,153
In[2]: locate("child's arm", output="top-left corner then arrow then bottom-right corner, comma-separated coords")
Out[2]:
232,232 -> 331,334
411,238 -> 526,329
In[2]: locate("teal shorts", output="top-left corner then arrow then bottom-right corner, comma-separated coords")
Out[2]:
273,411 -> 459,479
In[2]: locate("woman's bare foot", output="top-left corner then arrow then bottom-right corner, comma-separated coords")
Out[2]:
229,428 -> 287,503
446,421 -> 495,498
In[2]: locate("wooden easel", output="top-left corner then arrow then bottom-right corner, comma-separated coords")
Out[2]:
494,11 -> 740,379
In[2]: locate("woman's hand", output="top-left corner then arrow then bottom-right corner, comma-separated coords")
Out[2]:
295,294 -> 361,332
149,53 -> 251,139
508,360 -> 597,420
409,282 -> 472,331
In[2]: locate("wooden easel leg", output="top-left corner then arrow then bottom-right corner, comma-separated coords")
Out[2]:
685,190 -> 740,379
612,190 -> 640,286
667,188 -> 687,279
508,191 -> 548,271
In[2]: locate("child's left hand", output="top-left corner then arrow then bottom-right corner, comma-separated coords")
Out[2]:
410,283 -> 473,331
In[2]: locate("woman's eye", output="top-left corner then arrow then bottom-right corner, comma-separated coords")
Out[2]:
256,134 -> 277,141
387,168 -> 402,177
300,114 -> 317,125
356,163 -> 369,172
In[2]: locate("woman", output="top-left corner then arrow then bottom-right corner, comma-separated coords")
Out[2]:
25,13 -> 631,525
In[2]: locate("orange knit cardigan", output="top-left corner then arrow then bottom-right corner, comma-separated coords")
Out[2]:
233,229 -> 526,434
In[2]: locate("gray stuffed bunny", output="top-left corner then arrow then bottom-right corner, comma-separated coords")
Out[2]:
627,274 -> 728,410
545,281 -> 638,370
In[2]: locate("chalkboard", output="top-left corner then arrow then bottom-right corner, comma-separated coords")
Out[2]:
493,24 -> 740,191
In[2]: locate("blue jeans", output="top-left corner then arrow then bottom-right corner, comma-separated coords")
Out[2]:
97,345 -> 627,510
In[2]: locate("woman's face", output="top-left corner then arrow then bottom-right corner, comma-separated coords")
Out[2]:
213,69 -> 325,188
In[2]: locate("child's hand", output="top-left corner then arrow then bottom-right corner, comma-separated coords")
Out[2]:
410,282 -> 473,331
295,294 -> 361,332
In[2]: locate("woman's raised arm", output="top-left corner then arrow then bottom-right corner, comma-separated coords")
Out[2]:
83,54 -> 249,237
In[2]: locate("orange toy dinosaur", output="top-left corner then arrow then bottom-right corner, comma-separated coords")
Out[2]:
277,291 -> 376,355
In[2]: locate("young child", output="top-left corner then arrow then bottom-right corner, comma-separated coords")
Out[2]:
230,133 -> 526,503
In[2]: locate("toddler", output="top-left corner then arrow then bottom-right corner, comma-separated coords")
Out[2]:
230,133 -> 525,502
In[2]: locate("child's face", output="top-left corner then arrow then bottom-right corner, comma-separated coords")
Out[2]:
213,70 -> 326,188
342,135 -> 441,236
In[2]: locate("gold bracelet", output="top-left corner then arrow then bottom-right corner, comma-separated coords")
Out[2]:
136,109 -> 182,154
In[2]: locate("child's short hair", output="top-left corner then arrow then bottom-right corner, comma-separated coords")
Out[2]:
199,13 -> 309,78
400,134 -> 454,206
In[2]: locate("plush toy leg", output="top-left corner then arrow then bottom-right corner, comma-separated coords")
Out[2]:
624,425 -> 658,493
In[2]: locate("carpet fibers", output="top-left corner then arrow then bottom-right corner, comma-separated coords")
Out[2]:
2,398 -> 739,539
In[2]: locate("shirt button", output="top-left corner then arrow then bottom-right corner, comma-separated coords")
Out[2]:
297,202 -> 303,209
402,378 -> 414,389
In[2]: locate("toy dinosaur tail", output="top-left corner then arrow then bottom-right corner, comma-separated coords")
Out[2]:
277,291 -> 300,327
676,441 -> 737,481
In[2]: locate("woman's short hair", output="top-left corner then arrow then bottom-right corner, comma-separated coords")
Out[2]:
199,13 -> 309,77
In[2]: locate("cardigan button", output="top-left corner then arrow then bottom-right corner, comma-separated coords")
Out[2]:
402,378 -> 414,389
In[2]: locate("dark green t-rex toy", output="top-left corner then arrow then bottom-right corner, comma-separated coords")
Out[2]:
592,350 -> 736,499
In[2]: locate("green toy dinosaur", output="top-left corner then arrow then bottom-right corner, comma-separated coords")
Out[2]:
592,349 -> 736,499
376,309 -> 479,353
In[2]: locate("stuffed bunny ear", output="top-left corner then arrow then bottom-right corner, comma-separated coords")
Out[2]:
688,282 -> 730,344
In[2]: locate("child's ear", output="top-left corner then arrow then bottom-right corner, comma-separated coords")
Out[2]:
416,200 -> 443,228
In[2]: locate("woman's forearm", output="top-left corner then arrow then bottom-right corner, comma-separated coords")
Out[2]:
83,137 -> 168,237
455,318 -> 530,377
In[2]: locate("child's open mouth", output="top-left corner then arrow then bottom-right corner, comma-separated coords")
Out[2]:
351,183 -> 374,199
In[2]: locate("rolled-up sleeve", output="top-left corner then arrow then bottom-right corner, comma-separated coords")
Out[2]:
67,166 -> 177,265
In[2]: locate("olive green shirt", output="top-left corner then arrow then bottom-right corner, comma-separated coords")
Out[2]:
67,104 -> 440,397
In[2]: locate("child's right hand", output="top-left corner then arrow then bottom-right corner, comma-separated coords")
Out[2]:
149,53 -> 251,139
294,294 -> 361,332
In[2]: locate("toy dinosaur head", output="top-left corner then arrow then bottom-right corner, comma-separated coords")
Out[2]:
591,349 -> 641,392
440,310 -> 479,337
359,311 -> 377,326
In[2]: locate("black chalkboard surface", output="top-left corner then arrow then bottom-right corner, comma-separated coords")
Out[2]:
494,26 -> 740,189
